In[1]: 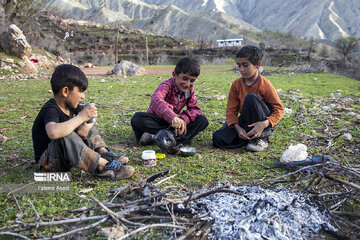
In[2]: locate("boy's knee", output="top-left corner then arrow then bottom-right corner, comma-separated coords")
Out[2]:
212,131 -> 223,147
61,131 -> 82,142
197,115 -> 209,129
131,112 -> 143,128
244,93 -> 259,102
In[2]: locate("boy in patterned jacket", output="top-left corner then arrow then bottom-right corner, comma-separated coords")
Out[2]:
131,56 -> 208,149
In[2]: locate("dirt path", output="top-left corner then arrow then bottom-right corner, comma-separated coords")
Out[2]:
81,66 -> 229,75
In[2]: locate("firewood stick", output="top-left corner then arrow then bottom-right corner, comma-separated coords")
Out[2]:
323,174 -> 360,191
42,216 -> 109,240
173,188 -> 249,202
331,211 -> 360,218
154,174 -> 177,186
71,192 -> 166,213
16,215 -> 108,227
0,232 -> 30,240
266,163 -> 325,182
127,215 -> 191,223
28,200 -> 41,222
11,193 -> 23,217
117,223 -> 186,240
91,196 -> 121,226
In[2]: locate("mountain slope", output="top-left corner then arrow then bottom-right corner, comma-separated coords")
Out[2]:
41,0 -> 360,44
142,0 -> 360,41
41,0 -> 258,44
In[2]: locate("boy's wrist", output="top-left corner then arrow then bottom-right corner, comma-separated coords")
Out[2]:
264,119 -> 270,128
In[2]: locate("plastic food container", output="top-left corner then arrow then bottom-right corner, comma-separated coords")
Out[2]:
141,150 -> 156,160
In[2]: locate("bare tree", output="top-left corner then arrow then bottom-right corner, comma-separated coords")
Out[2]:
306,37 -> 314,61
334,36 -> 358,63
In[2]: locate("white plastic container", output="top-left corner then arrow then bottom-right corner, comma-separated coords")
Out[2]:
141,150 -> 156,160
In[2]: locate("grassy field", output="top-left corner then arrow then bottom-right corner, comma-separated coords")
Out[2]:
0,67 -> 359,238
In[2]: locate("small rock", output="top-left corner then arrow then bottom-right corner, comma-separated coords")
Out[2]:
3,58 -> 15,64
355,114 -> 360,123
334,92 -> 341,98
84,63 -> 93,68
329,93 -> 335,99
213,95 -> 226,101
100,79 -> 106,83
322,106 -> 331,111
17,61 -> 26,68
313,78 -> 317,81
0,134 -> 8,143
348,112 -> 356,117
343,98 -> 353,103
342,121 -> 351,126
3,65 -> 12,70
284,108 -> 293,115
97,226 -> 125,238
341,133 -> 352,141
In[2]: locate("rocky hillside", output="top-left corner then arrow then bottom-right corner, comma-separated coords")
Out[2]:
142,0 -> 360,42
41,0 -> 360,44
41,0 -> 258,45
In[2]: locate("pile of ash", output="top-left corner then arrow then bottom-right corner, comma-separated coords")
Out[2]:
191,185 -> 336,240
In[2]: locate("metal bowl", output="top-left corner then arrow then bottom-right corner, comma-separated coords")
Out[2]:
179,146 -> 197,157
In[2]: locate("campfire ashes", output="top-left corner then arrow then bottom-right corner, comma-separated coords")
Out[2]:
191,185 -> 336,240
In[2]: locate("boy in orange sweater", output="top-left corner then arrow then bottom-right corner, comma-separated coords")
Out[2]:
212,45 -> 284,151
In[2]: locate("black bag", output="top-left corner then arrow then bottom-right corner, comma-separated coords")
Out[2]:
154,129 -> 178,154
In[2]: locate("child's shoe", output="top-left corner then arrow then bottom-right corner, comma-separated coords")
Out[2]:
96,160 -> 134,180
139,132 -> 155,145
101,150 -> 129,164
246,138 -> 268,152
260,128 -> 272,138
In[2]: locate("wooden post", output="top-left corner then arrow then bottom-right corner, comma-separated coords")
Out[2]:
146,36 -> 149,65
115,27 -> 119,63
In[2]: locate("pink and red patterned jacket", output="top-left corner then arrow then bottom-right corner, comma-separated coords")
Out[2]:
147,77 -> 202,125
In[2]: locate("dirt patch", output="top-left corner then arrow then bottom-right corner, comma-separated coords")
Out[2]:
81,66 -> 229,76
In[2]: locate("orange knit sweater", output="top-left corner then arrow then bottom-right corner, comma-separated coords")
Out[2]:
226,75 -> 284,127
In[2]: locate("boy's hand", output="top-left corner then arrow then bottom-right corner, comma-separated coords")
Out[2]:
171,116 -> 187,136
247,120 -> 269,139
79,103 -> 97,123
76,122 -> 94,138
234,124 -> 250,140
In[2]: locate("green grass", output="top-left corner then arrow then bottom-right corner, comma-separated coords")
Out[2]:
0,68 -> 359,238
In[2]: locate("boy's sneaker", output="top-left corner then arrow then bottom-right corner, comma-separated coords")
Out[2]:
246,138 -> 269,152
96,160 -> 134,180
101,150 -> 129,164
139,132 -> 155,146
260,128 -> 272,138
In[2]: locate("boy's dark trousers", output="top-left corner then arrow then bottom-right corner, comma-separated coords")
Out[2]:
38,127 -> 107,173
212,93 -> 272,149
131,112 -> 209,145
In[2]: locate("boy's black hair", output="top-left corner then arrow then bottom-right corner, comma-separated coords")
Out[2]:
235,45 -> 263,65
50,64 -> 88,94
174,56 -> 200,77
